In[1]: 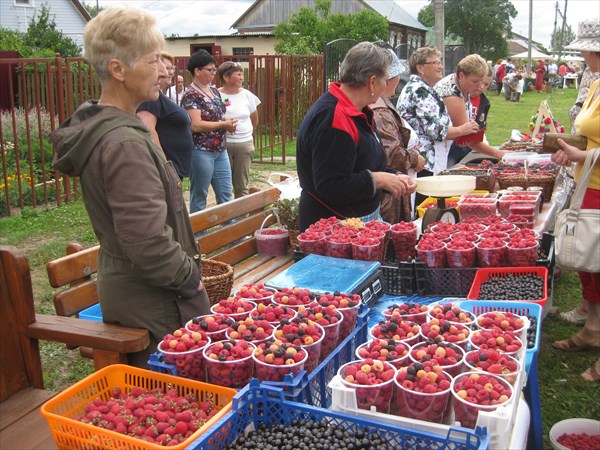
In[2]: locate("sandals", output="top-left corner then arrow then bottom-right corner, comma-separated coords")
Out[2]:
559,308 -> 587,325
581,359 -> 600,383
552,337 -> 600,352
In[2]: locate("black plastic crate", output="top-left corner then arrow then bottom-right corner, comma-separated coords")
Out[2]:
412,232 -> 555,297
380,260 -> 415,295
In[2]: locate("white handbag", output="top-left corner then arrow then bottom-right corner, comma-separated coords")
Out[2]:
554,149 -> 600,273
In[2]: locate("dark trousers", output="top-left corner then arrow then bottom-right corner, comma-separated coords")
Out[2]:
447,142 -> 472,168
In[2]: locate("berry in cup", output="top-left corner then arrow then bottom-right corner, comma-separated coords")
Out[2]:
297,231 -> 326,255
420,319 -> 470,347
469,328 -> 523,356
339,359 -> 396,413
451,372 -> 513,429
428,303 -> 475,327
234,283 -> 276,305
157,328 -> 210,382
476,311 -> 526,333
416,239 -> 446,268
273,317 -> 324,373
393,361 -> 452,423
210,297 -> 257,320
203,339 -> 255,388
296,304 -> 343,361
225,317 -> 274,343
409,341 -> 465,377
350,236 -> 380,261
252,340 -> 308,382
315,292 -> 362,342
465,349 -> 521,385
390,221 -> 417,261
382,302 -> 429,324
476,238 -> 507,267
186,314 -> 234,342
272,286 -> 317,308
445,239 -> 476,268
370,317 -> 420,345
355,338 -> 411,368
250,303 -> 297,325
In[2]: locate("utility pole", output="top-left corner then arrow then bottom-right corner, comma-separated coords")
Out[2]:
527,0 -> 533,72
434,0 -> 445,74
558,0 -> 568,61
552,2 -> 558,57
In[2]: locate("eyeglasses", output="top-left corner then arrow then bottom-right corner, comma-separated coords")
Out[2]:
203,67 -> 217,74
165,66 -> 175,72
421,61 -> 443,66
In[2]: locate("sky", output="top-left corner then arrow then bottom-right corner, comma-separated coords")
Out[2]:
95,0 -> 597,49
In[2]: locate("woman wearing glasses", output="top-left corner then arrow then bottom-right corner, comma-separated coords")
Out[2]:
217,61 -> 261,198
397,47 -> 479,204
180,50 -> 238,213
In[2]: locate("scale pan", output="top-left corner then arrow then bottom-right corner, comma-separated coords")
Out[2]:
416,175 -> 476,197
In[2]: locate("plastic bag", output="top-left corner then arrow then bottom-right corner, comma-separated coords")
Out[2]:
267,172 -> 301,200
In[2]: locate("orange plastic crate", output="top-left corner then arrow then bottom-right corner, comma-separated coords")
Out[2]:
40,364 -> 236,450
466,266 -> 548,312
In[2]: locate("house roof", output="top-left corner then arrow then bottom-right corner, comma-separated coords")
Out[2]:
70,0 -> 92,22
231,0 -> 426,32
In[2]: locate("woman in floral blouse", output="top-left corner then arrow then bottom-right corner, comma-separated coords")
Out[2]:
397,47 -> 478,204
181,50 -> 238,213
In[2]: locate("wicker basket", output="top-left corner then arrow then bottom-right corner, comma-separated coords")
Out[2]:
288,229 -> 300,250
497,173 -> 557,202
439,169 -> 496,192
202,259 -> 234,305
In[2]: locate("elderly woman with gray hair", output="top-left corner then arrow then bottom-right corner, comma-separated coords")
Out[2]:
50,7 -> 209,367
296,42 -> 417,230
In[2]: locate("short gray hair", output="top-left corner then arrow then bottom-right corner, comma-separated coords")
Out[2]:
84,7 -> 164,81
409,47 -> 441,74
339,42 -> 391,88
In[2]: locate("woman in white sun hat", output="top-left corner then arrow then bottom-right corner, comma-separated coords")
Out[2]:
551,17 -> 600,383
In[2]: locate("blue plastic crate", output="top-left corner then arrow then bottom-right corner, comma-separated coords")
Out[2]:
78,303 -> 103,322
147,303 -> 370,408
458,300 -> 542,375
188,380 -> 490,450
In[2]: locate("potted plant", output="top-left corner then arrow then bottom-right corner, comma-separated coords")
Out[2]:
273,198 -> 299,249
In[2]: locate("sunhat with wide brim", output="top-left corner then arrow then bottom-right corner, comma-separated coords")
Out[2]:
566,18 -> 600,52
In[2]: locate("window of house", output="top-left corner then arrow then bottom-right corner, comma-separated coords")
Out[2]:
232,47 -> 253,62
14,0 -> 34,6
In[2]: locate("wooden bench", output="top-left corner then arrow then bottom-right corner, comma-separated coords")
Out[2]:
45,187 -> 295,361
0,246 -> 151,449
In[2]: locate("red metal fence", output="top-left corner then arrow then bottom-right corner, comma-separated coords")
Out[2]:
0,53 -> 324,216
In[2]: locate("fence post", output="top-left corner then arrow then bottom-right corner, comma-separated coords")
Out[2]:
54,52 -> 70,204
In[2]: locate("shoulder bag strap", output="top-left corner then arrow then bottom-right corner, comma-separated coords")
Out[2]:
569,148 -> 600,212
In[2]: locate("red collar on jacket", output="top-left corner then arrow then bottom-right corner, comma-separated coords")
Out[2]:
328,82 -> 375,145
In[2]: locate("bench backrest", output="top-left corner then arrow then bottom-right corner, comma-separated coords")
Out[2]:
45,187 -> 282,319
0,246 -> 44,402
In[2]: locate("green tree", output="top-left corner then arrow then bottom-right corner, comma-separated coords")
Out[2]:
418,0 -> 517,61
551,24 -> 575,56
81,1 -> 104,18
0,28 -> 28,55
23,5 -> 81,57
274,0 -> 388,54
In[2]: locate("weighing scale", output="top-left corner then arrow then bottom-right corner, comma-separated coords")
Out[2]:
416,175 -> 476,233
265,254 -> 384,306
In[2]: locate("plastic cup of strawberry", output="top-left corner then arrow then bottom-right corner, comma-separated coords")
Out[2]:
369,317 -> 421,345
476,311 -> 526,333
315,292 -> 361,342
325,234 -> 354,259
202,339 -> 256,388
465,349 -> 521,385
391,221 -> 417,261
451,372 -> 513,429
392,361 -> 452,423
234,283 -> 276,305
210,298 -> 257,320
469,328 -> 523,356
296,304 -> 343,361
365,220 -> 391,236
158,328 -> 211,382
427,303 -> 475,328
273,318 -> 325,374
383,302 -> 429,325
75,386 -> 220,444
409,341 -> 465,377
476,238 -> 507,267
339,359 -> 396,413
355,338 -> 411,368
358,229 -> 387,261
417,239 -> 447,268
420,319 -> 470,346
252,340 -> 308,382
225,317 -> 274,344
250,303 -> 297,325
186,313 -> 234,342
445,240 -> 476,268
297,231 -> 327,255
506,238 -> 539,266
272,287 -> 318,309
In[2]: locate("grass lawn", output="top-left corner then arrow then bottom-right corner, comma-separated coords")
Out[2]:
1,84 -> 598,448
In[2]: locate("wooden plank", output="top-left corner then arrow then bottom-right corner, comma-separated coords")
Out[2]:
0,388 -> 55,431
189,187 -> 280,232
230,254 -> 274,279
0,393 -> 57,449
53,279 -> 98,317
27,315 -> 149,354
45,245 -> 99,288
232,254 -> 294,291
